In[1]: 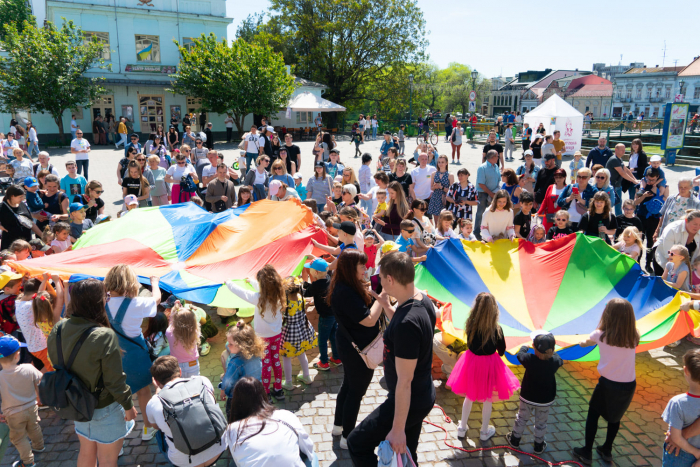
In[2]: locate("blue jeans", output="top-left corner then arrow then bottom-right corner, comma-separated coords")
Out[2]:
372,127 -> 377,139
663,443 -> 696,467
318,315 -> 338,364
28,141 -> 39,159
71,130 -> 76,140
76,159 -> 89,180
614,185 -> 623,216
245,152 -> 258,175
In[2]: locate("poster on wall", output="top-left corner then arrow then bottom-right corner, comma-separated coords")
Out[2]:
122,105 -> 134,122
661,102 -> 689,150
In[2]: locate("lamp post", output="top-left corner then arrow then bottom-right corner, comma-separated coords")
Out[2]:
609,79 -> 616,119
679,80 -> 685,102
408,74 -> 414,134
471,70 -> 479,113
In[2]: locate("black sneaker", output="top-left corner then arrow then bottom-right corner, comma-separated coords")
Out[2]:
505,432 -> 520,448
596,445 -> 613,462
533,440 -> 547,454
573,447 -> 592,465
270,388 -> 286,401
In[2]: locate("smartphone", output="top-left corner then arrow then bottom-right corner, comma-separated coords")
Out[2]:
572,187 -> 579,195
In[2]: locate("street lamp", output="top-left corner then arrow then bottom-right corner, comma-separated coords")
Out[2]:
679,80 -> 685,102
471,70 -> 478,115
408,74 -> 414,133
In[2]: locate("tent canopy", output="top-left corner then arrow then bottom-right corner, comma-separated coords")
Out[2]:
525,94 -> 583,118
523,95 -> 583,155
287,91 -> 346,112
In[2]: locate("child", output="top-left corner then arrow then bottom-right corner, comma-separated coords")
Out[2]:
398,124 -> 406,156
311,221 -> 358,270
280,277 -> 316,390
351,131 -> 362,158
50,222 -> 72,254
574,298 -> 639,464
372,189 -> 388,221
302,258 -> 341,371
0,271 -> 23,337
0,335 -> 44,467
225,265 -> 286,401
293,173 -> 307,201
615,199 -> 643,239
513,191 -> 535,240
457,218 -> 476,241
546,211 -> 574,240
237,186 -> 252,207
40,229 -> 54,249
28,239 -> 51,258
613,226 -> 643,261
447,292 -> 520,441
59,160 -> 87,196
219,320 -> 265,416
645,155 -> 667,193
436,210 -> 458,240
569,151 -> 584,183
331,182 -> 343,207
23,177 -> 43,215
529,224 -> 547,245
190,195 -> 203,207
692,257 -> 700,293
396,219 -> 416,254
480,189 -> 515,242
68,202 -> 94,242
165,302 -> 201,378
506,331 -> 563,454
9,240 -> 31,261
661,348 -> 700,467
144,311 -> 170,357
663,244 -> 691,291
118,194 -> 139,218
363,229 -> 384,273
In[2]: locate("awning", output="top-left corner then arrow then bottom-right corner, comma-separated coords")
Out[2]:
287,91 -> 345,112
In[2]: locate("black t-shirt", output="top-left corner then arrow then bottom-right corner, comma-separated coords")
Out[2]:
118,157 -> 132,179
606,156 -> 623,187
547,226 -> 574,240
73,194 -> 105,223
578,212 -> 617,244
468,326 -> 506,356
514,211 -> 532,239
122,177 -> 142,196
615,215 -> 643,239
331,282 -> 379,349
516,346 -> 563,406
688,240 -> 698,259
383,294 -> 436,403
0,202 -> 32,250
389,173 -> 413,198
482,142 -> 503,158
303,278 -> 332,318
284,144 -> 301,166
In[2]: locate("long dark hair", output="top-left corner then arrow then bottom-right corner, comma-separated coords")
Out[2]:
67,279 -> 111,328
327,250 -> 370,306
145,311 -> 168,342
228,377 -> 276,451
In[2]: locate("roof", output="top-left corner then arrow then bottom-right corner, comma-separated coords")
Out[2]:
294,76 -> 326,88
624,66 -> 683,74
679,57 -> 700,77
287,91 -> 345,112
568,85 -> 613,98
530,70 -> 585,89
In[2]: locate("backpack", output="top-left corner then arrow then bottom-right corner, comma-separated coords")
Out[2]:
38,324 -> 104,422
157,378 -> 227,461
180,174 -> 197,194
33,163 -> 54,177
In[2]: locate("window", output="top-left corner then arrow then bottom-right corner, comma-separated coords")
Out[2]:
139,95 -> 164,132
182,37 -> 196,52
593,107 -> 598,115
295,112 -> 313,124
636,88 -> 642,99
694,87 -> 700,100
626,89 -> 632,99
84,31 -> 110,61
665,86 -> 671,99
135,35 -> 160,62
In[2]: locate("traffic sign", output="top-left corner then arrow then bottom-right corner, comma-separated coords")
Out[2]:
469,91 -> 477,101
469,101 -> 476,112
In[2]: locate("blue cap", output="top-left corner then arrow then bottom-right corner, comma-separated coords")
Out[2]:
69,202 -> 86,213
0,335 -> 26,358
23,177 -> 39,188
304,258 -> 329,272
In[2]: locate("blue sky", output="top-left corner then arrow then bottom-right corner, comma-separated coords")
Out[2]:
226,0 -> 697,78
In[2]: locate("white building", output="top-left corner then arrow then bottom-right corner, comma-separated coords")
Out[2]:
612,65 -> 684,119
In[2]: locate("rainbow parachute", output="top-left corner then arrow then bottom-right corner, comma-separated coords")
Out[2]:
416,233 -> 699,363
10,200 -> 325,309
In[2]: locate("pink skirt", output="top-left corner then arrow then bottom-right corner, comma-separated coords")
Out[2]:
171,185 -> 192,204
446,350 -> 520,402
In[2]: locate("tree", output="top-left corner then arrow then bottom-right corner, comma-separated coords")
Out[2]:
441,63 -> 474,118
0,0 -> 34,41
235,13 -> 264,42
169,34 -> 296,134
0,20 -> 108,143
268,0 -> 427,106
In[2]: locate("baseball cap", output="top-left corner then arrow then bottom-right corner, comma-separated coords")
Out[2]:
330,148 -> 340,155
130,133 -> 139,139
530,330 -> 556,353
163,295 -> 181,309
524,149 -> 533,156
0,335 -> 26,358
269,179 -> 282,197
314,161 -> 325,168
69,202 -> 86,213
544,153 -> 556,161
124,194 -> 138,206
23,177 -> 39,188
0,271 -> 22,289
29,238 -> 50,252
293,173 -> 302,180
332,221 -> 357,236
533,134 -> 543,140
267,126 -> 275,133
650,155 -> 662,162
304,258 -> 329,272
384,130 -> 392,135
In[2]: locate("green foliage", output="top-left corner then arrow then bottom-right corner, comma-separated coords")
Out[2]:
0,0 -> 34,41
170,34 -> 296,133
235,13 -> 264,42
0,19 -> 108,142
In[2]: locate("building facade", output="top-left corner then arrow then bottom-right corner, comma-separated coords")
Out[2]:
678,57 -> 700,116
592,62 -> 644,81
612,66 -> 684,119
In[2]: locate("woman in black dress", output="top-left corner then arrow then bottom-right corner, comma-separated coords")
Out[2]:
0,185 -> 42,249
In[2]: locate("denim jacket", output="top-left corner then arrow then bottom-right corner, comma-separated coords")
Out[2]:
221,353 -> 262,397
556,183 -> 598,210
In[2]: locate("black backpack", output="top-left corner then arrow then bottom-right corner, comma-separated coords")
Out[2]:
38,325 -> 104,422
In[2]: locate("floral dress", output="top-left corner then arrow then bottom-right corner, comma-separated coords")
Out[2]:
280,292 -> 317,358
427,170 -> 450,216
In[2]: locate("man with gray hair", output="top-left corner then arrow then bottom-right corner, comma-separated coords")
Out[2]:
33,151 -> 59,177
474,150 -> 501,240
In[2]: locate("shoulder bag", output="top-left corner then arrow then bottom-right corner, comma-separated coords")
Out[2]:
337,314 -> 387,370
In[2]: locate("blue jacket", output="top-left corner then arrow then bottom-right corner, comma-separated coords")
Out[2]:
556,183 -> 598,210
585,146 -> 612,168
222,354 -> 262,398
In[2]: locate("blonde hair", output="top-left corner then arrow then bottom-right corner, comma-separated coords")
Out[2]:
671,244 -> 692,276
256,264 -> 285,319
618,226 -> 643,252
437,211 -> 455,235
147,155 -> 160,164
104,264 -> 140,298
342,167 -> 358,186
32,291 -> 56,330
386,181 -> 409,219
554,210 -> 570,224
227,320 -> 266,360
465,292 -> 501,351
270,159 -> 287,175
171,305 -> 200,351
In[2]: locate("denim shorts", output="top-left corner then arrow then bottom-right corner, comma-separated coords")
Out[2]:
663,443 -> 696,467
74,401 -> 135,444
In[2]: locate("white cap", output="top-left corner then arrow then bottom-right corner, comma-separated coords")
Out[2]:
293,173 -> 302,180
269,179 -> 282,196
524,149 -> 533,156
650,155 -> 662,162
534,134 -> 543,139
334,175 -> 343,183
267,126 -> 275,132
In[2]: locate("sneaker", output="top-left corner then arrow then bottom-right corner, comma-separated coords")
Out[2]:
505,432 -> 520,448
440,364 -> 451,377
281,381 -> 294,390
668,340 -> 682,348
456,425 -> 467,439
270,388 -> 286,401
31,446 -> 46,453
339,436 -> 348,449
332,425 -> 343,436
573,447 -> 592,465
13,461 -> 36,467
534,440 -> 547,454
479,425 -> 496,441
119,447 -> 124,456
298,375 -> 312,385
142,425 -> 157,441
596,446 -> 613,462
314,361 -> 331,371
329,357 -> 342,367
200,342 -> 211,356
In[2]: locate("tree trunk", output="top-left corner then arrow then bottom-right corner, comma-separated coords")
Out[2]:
54,114 -> 66,145
233,113 -> 245,138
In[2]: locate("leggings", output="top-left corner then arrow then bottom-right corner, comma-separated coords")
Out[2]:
261,333 -> 283,393
584,405 -> 620,453
282,353 -> 310,384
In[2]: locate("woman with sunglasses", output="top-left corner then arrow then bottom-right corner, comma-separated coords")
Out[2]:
592,168 -> 616,207
164,153 -> 198,204
536,168 -> 568,233
117,146 -> 138,186
243,155 -> 271,201
193,138 -> 209,162
556,167 -> 596,231
270,159 -> 294,187
74,180 -> 105,223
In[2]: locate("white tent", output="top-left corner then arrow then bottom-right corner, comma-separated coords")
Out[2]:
287,91 -> 346,112
523,94 -> 583,155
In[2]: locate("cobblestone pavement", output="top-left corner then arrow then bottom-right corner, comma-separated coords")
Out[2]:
0,303 -> 684,467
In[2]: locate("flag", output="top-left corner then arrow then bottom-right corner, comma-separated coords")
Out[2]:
137,43 -> 153,61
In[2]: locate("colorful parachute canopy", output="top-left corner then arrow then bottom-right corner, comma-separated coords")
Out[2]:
417,233 -> 698,363
10,200 -> 326,308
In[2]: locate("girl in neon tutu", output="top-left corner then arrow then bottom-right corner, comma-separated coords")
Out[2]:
447,292 -> 520,441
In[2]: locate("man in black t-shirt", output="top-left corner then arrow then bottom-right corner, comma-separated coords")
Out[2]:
283,133 -> 301,171
482,131 -> 504,169
347,252 -> 435,466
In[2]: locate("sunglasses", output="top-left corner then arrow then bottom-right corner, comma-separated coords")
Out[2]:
76,133 -> 83,136
196,141 -> 203,144
403,229 -> 415,233
177,161 -> 186,165
136,158 -> 146,162
576,175 -> 588,179
554,175 -> 565,179
94,190 -> 104,194
275,167 -> 283,171
595,176 -> 606,180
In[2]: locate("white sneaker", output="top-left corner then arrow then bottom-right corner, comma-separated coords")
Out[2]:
480,425 -> 496,441
142,425 -> 157,441
297,375 -> 312,385
457,424 -> 467,439
332,425 -> 343,436
339,437 -> 348,449
200,342 -> 211,356
119,447 -> 124,456
281,381 -> 294,390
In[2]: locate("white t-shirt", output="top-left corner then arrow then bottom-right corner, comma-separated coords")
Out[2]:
200,164 -> 217,194
224,117 -> 234,129
11,159 -> 33,180
105,296 -> 157,337
146,376 -> 227,466
245,134 -> 264,154
70,138 -> 90,160
51,238 -> 71,253
15,301 -> 46,353
254,169 -> 266,185
226,409 -> 314,467
411,165 -> 437,200
371,118 -> 378,128
28,128 -> 37,143
167,163 -> 196,181
2,140 -> 18,157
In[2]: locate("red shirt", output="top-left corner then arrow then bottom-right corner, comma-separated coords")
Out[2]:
0,294 -> 18,335
365,244 -> 378,268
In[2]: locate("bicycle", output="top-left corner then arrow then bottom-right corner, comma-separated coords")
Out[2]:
416,125 -> 438,146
